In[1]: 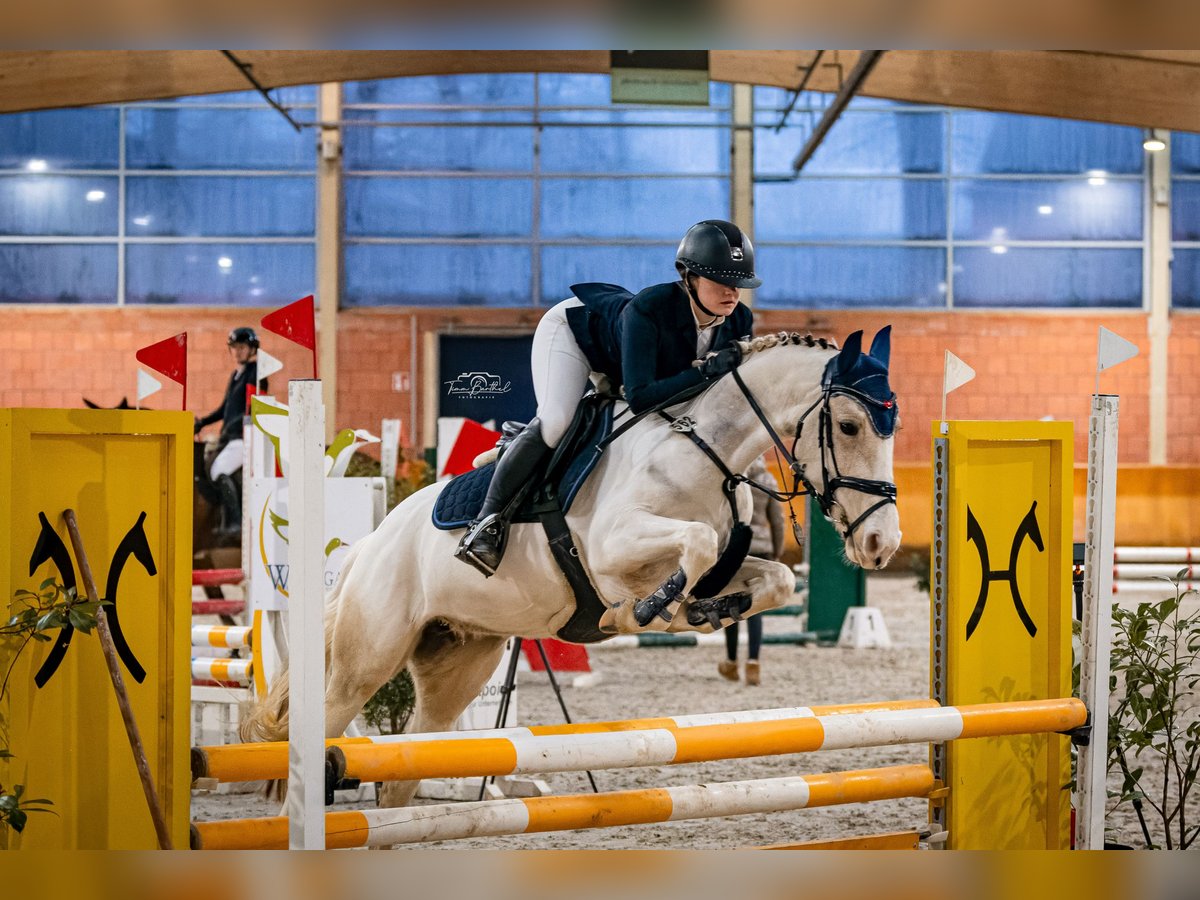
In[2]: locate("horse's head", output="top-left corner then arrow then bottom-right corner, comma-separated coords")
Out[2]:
736,328 -> 901,570
809,328 -> 901,569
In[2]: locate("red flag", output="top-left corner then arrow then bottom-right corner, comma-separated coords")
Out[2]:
441,419 -> 502,478
523,639 -> 591,673
261,295 -> 317,377
135,332 -> 187,410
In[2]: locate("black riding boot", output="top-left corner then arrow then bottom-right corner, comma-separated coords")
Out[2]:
215,473 -> 243,538
455,420 -> 552,577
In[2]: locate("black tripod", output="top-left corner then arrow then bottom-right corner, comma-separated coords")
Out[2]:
476,637 -> 599,800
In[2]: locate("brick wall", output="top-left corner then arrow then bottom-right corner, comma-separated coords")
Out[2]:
2,305 -> 1196,465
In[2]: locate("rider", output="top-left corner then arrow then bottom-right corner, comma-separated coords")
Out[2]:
195,327 -> 265,536
455,219 -> 759,577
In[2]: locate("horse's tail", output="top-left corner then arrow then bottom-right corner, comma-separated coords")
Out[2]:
239,547 -> 352,745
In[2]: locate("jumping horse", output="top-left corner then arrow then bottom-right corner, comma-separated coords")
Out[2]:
243,328 -> 902,810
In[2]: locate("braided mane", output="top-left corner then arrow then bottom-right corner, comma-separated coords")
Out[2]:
736,331 -> 838,357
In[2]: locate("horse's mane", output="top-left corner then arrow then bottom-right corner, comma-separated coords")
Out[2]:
736,331 -> 838,357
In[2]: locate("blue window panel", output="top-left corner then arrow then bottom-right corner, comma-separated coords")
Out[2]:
540,107 -> 730,125
345,177 -> 532,238
344,244 -> 530,306
1172,249 -> 1200,308
540,178 -> 727,239
955,179 -> 1143,241
754,86 -> 912,114
954,248 -> 1142,308
346,108 -> 533,124
125,109 -> 315,170
756,112 -> 945,175
345,74 -> 535,106
1171,132 -> 1200,174
542,126 -> 729,174
154,86 -> 317,105
756,178 -> 946,240
539,74 -> 730,108
343,115 -> 534,172
126,243 -> 314,306
755,245 -> 946,308
0,244 -> 117,303
126,176 -> 314,237
0,176 -> 118,236
952,112 -> 1142,174
1171,180 -> 1200,241
541,244 -> 677,304
0,109 -> 119,170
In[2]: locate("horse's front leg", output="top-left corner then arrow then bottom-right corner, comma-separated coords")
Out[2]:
668,556 -> 795,634
591,513 -> 720,635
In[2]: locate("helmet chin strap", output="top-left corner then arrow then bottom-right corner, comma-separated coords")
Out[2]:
682,272 -> 722,320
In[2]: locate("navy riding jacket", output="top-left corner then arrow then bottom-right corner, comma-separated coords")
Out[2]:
196,361 -> 265,451
567,280 -> 753,415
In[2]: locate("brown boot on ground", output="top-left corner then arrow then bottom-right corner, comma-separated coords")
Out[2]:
744,660 -> 761,686
717,659 -> 739,682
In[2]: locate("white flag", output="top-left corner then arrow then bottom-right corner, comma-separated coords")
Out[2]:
943,351 -> 975,395
136,368 -> 162,406
256,348 -> 283,387
1097,326 -> 1138,372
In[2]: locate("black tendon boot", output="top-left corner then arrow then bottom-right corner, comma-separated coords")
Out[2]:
215,473 -> 243,538
455,420 -> 552,576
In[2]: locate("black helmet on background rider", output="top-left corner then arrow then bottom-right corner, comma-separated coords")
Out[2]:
675,219 -> 762,290
227,326 -> 259,348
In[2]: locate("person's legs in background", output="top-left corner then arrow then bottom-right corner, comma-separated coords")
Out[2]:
718,621 -> 740,681
744,614 -> 763,685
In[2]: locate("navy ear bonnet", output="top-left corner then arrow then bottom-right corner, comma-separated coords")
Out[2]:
823,326 -> 898,437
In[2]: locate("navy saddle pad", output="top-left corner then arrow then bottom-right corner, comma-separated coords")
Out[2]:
432,397 -> 615,530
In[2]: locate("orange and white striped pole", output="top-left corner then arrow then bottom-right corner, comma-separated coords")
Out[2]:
192,764 -> 935,849
324,698 -> 1085,785
192,697 -> 939,785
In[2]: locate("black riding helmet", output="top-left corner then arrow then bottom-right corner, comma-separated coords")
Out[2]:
228,326 -> 259,349
675,219 -> 762,290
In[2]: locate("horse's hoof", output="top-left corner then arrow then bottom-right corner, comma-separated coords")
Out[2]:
597,607 -> 620,633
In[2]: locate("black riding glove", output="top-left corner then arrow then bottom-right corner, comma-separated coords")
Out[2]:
698,345 -> 742,379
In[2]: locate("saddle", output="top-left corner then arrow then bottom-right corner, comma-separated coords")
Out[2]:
432,392 -> 615,530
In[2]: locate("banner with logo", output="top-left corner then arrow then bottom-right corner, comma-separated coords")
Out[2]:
438,334 -> 535,426
246,477 -> 387,612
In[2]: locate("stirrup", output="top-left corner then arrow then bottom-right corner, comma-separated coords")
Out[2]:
686,592 -> 753,630
454,513 -> 508,578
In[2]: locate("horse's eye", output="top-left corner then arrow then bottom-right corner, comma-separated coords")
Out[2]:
839,421 -> 859,437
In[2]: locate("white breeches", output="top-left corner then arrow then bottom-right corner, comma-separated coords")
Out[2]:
210,440 -> 244,479
531,298 -> 595,448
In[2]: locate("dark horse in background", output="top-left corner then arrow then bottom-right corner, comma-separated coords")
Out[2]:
83,397 -> 236,571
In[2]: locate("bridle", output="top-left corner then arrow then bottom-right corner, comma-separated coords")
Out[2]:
658,359 -> 898,544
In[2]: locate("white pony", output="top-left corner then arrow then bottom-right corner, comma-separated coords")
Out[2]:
243,329 -> 902,809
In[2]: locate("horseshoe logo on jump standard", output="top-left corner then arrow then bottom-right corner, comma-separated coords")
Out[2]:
964,500 -> 1042,641
28,511 -> 157,688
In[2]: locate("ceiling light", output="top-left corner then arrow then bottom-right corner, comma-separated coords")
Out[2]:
85,189 -> 106,202
990,245 -> 1008,255
1038,205 -> 1053,215
132,215 -> 151,226
1143,137 -> 1166,152
217,256 -> 233,270
26,159 -> 47,172
1087,169 -> 1108,186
